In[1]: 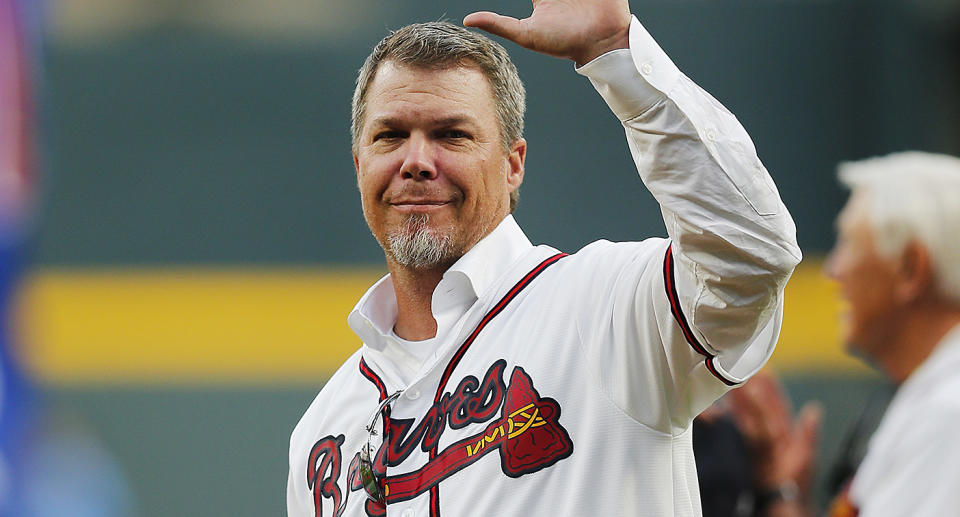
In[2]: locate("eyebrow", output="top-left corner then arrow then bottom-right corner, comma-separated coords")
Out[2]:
367,114 -> 480,129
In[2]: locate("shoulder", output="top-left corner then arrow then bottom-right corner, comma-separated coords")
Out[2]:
570,236 -> 669,261
854,376 -> 960,512
872,375 -> 960,462
526,238 -> 673,341
931,370 -> 960,403
289,349 -> 365,445
916,373 -> 960,425
547,237 -> 670,290
901,354 -> 960,426
552,237 -> 669,275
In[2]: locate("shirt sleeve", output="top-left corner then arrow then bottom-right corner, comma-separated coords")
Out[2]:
572,16 -> 801,425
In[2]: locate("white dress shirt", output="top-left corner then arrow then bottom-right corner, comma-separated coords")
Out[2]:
849,324 -> 960,517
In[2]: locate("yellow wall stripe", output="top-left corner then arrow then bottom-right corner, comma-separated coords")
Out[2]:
777,260 -> 866,373
16,268 -> 385,384
13,259 -> 867,385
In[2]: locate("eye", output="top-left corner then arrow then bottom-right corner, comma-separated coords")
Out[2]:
438,129 -> 471,140
373,130 -> 404,142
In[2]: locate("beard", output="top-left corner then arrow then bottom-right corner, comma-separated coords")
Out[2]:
386,213 -> 458,269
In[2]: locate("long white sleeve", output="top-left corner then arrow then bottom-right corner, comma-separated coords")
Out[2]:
577,16 -> 801,364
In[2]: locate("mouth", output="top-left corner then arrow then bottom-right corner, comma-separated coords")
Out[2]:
389,200 -> 451,213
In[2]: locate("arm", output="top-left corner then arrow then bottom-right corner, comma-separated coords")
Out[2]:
468,0 -> 801,385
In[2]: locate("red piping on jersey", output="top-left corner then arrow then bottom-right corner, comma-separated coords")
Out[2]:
430,485 -> 441,517
359,358 -> 389,402
434,252 -> 569,402
663,244 -> 739,387
428,251 -> 567,516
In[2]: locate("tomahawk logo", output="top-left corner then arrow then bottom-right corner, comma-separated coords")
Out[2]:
307,359 -> 574,516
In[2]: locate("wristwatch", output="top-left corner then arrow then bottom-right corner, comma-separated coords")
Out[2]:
755,479 -> 800,512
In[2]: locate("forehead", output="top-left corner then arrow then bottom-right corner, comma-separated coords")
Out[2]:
838,191 -> 870,228
836,191 -> 876,246
363,61 -> 496,125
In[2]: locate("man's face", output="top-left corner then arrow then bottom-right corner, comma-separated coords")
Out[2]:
353,61 -> 525,270
825,192 -> 899,361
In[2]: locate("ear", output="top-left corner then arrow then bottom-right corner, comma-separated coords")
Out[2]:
895,241 -> 934,304
506,138 -> 526,192
353,153 -> 363,190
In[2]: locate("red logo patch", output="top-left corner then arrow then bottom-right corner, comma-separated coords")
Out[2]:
500,366 -> 572,476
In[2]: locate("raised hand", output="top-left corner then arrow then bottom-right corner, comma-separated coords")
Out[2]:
463,0 -> 631,66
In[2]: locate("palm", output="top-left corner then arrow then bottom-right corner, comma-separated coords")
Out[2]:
728,372 -> 821,494
464,0 -> 631,65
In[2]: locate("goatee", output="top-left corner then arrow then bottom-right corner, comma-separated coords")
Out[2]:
387,213 -> 457,269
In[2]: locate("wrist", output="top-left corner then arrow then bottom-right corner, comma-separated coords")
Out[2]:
754,479 -> 800,513
572,31 -> 630,67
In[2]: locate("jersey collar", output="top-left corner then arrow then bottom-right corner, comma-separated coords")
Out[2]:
348,214 -> 534,351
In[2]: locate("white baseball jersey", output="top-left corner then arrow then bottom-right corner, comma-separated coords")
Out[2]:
844,325 -> 960,517
288,15 -> 800,517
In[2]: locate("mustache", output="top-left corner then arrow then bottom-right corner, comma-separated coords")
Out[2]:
385,186 -> 463,203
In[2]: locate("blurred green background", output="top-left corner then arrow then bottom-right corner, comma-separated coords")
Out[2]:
15,0 -> 960,514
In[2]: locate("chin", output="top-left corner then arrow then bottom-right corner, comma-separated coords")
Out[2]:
842,337 -> 864,359
387,215 -> 462,269
843,329 -> 885,368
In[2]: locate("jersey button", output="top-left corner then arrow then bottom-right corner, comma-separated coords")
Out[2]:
406,389 -> 420,400
401,508 -> 415,517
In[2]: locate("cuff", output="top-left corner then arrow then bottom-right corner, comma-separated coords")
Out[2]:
575,15 -> 682,121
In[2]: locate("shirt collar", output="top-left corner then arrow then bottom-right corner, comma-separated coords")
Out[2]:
898,322 -> 960,394
445,214 -> 533,300
348,214 -> 533,350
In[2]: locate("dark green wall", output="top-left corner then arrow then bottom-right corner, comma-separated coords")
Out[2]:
36,0 -> 960,266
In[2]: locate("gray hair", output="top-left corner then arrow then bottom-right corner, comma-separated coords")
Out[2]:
351,21 -> 526,212
838,151 -> 960,305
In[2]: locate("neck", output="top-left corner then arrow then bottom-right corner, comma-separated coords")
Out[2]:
381,214 -> 509,341
880,302 -> 960,384
387,259 -> 450,341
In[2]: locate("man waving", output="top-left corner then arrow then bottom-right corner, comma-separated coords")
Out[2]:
287,1 -> 801,515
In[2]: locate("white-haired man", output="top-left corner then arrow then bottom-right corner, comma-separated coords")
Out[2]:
713,153 -> 960,517
824,152 -> 960,517
287,0 -> 801,515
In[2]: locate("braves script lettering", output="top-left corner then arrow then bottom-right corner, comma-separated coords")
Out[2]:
307,359 -> 573,516
306,435 -> 345,517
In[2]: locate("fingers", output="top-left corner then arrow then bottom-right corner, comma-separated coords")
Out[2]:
463,11 -> 527,45
729,373 -> 787,442
787,402 -> 823,491
795,402 -> 823,449
697,402 -> 724,423
727,385 -> 762,439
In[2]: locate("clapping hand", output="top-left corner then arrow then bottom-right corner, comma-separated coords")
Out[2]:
728,369 -> 822,512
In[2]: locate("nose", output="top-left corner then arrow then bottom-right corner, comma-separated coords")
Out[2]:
400,133 -> 438,181
823,248 -> 839,280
